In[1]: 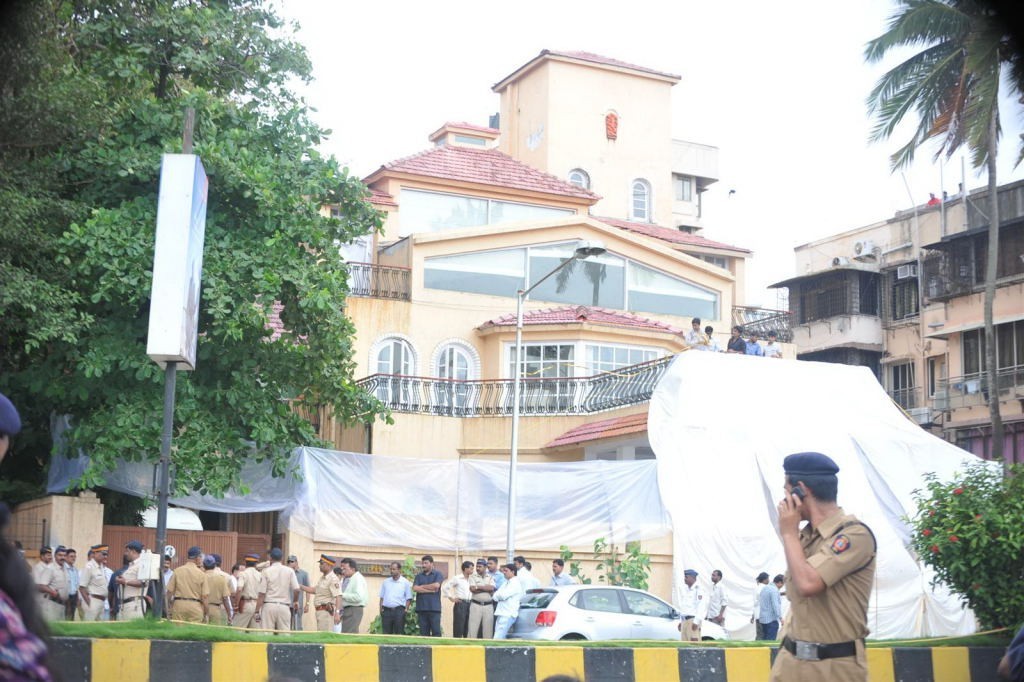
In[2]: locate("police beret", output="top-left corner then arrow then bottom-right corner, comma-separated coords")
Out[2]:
125,540 -> 143,552
244,553 -> 260,565
211,553 -> 222,564
319,554 -> 336,566
683,569 -> 698,578
476,558 -> 487,565
187,546 -> 202,558
40,546 -> 53,554
202,555 -> 216,569
269,547 -> 284,561
55,545 -> 67,553
783,452 -> 839,477
90,544 -> 109,554
0,393 -> 21,436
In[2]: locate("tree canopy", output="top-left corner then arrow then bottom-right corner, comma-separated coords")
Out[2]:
0,0 -> 385,499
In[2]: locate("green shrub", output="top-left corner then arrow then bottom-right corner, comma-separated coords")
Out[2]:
908,462 -> 1024,629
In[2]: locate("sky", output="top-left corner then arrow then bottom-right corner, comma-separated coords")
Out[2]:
278,0 -> 1024,308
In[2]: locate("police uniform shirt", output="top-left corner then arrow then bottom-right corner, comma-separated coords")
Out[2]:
80,559 -> 108,597
33,562 -> 56,591
51,562 -> 70,600
168,562 -> 210,601
468,572 -> 494,603
314,571 -> 342,606
121,558 -> 145,599
206,569 -> 231,606
261,563 -> 300,604
240,567 -> 264,600
679,583 -> 703,618
783,507 -> 876,643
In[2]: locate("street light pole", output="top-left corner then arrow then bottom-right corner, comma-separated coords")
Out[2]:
505,241 -> 606,564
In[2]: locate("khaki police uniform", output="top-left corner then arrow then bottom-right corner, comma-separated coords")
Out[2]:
467,571 -> 495,638
235,565 -> 264,628
33,561 -> 65,622
312,571 -> 343,632
78,559 -> 109,621
206,568 -> 233,626
168,562 -> 209,623
260,562 -> 299,631
770,508 -> 876,682
118,558 -> 147,621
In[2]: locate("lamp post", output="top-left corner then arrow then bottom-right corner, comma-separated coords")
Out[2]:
506,240 -> 606,563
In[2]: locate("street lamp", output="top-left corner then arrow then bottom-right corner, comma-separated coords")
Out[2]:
506,240 -> 607,563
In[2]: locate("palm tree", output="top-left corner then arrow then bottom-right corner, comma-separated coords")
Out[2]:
865,0 -> 1022,462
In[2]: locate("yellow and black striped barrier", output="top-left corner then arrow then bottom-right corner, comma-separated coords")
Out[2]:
52,638 -> 1005,681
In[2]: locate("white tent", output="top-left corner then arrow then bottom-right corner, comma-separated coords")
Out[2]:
648,351 -> 983,639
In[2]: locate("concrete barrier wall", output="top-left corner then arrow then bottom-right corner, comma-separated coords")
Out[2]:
52,638 -> 1004,682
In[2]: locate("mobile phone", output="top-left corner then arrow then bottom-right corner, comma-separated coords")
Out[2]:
791,484 -> 806,500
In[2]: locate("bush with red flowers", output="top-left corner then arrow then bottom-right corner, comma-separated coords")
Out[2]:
909,462 -> 1024,629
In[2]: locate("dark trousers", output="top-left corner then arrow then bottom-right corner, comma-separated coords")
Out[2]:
418,610 -> 442,637
381,606 -> 406,634
452,600 -> 470,638
755,619 -> 764,640
761,620 -> 780,641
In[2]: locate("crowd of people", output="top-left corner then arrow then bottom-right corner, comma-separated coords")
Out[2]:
684,317 -> 783,358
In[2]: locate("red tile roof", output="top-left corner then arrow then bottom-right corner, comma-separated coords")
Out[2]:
546,412 -> 649,449
545,50 -> 680,81
368,145 -> 600,201
442,121 -> 500,134
479,305 -> 685,335
368,188 -> 397,207
594,216 -> 752,254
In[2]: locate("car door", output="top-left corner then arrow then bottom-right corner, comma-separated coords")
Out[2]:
621,589 -> 678,640
571,588 -> 633,640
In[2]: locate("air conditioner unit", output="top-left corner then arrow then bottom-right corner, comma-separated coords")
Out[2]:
907,407 -> 932,425
853,239 -> 877,260
832,256 -> 850,267
896,263 -> 919,279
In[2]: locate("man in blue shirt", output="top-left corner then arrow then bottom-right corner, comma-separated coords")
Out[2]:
379,561 -> 412,635
412,555 -> 444,636
745,332 -> 765,356
486,556 -> 506,590
758,574 -> 783,640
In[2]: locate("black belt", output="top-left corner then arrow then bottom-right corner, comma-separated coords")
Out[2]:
90,594 -> 106,599
471,599 -> 492,605
48,595 -> 66,605
122,597 -> 142,604
175,597 -> 200,602
267,601 -> 291,605
682,615 -> 695,619
382,605 -> 405,610
209,602 -> 221,606
782,636 -> 858,661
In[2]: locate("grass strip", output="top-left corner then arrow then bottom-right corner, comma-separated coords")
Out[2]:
49,620 -> 1012,648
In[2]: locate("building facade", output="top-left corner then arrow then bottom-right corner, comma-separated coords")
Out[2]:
772,180 -> 1024,462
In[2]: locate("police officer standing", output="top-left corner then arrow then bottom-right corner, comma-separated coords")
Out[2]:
167,546 -> 210,623
78,544 -> 110,621
115,540 -> 147,621
771,452 -> 876,682
300,554 -> 342,632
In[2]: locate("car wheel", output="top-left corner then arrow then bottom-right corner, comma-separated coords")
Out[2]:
559,634 -> 587,641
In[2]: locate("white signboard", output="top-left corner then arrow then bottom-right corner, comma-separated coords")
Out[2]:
146,154 -> 208,370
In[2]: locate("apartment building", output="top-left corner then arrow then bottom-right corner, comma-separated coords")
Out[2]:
771,180 -> 1024,462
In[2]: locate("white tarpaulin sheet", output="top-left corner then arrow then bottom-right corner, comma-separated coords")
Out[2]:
648,351 -> 983,639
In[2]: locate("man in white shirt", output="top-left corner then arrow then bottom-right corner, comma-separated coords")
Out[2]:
685,317 -> 705,348
513,556 -> 540,591
707,569 -> 727,626
550,559 -> 575,586
678,568 -> 704,642
763,331 -> 783,358
443,560 -> 474,638
492,563 -> 523,639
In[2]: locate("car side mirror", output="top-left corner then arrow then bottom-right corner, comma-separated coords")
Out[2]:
669,608 -> 680,619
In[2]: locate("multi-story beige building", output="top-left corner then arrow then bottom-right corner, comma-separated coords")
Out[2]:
772,180 -> 1024,461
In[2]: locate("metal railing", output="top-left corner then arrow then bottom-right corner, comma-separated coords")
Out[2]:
935,367 -> 1024,412
347,262 -> 411,300
358,356 -> 673,416
732,306 -> 793,342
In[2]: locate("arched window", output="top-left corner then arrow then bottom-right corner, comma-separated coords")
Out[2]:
631,179 -> 651,222
437,345 -> 472,380
568,168 -> 590,190
375,337 -> 415,375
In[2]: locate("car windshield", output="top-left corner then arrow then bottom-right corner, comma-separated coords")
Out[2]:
519,590 -> 557,608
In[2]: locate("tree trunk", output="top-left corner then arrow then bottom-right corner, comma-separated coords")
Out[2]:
983,107 -> 1004,467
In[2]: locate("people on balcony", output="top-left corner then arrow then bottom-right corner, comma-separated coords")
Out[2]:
727,326 -> 747,354
745,332 -> 765,357
764,331 -> 783,359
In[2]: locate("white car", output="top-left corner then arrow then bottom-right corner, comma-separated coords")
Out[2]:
507,585 -> 727,641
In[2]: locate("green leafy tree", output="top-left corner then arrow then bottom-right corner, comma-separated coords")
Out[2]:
865,1 -> 1023,462
560,539 -> 652,590
908,462 -> 1024,628
0,0 -> 385,498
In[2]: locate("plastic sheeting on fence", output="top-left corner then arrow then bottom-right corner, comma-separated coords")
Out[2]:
648,351 -> 986,639
48,435 -> 671,551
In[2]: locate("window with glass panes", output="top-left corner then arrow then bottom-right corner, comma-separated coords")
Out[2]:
510,343 -> 575,379
586,345 -> 659,375
961,321 -> 1024,377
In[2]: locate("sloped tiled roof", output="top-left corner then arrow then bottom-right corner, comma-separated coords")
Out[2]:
368,145 -> 600,201
546,412 -> 648,449
442,121 -> 500,134
479,305 -> 685,335
544,50 -> 680,81
594,216 -> 752,254
368,188 -> 397,207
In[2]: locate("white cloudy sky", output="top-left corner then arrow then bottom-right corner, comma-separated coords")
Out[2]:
279,0 -> 1024,308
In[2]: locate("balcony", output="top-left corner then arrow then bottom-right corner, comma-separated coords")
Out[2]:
347,262 -> 411,301
935,367 -> 1024,412
358,356 -> 672,417
732,306 -> 793,342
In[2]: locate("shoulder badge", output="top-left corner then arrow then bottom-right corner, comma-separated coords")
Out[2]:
831,534 -> 851,554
